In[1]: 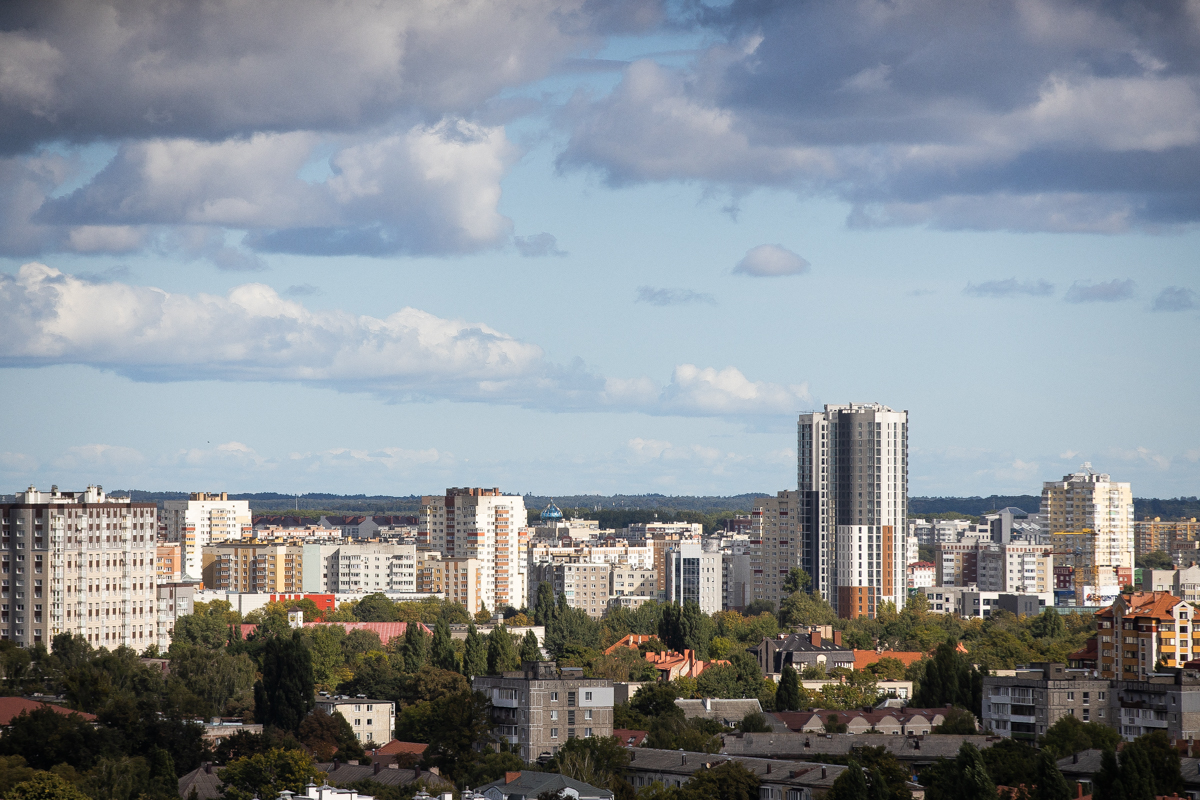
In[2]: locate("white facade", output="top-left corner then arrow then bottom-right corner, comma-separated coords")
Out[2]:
1041,464 -> 1135,590
324,543 -> 417,594
906,562 -> 935,589
420,488 -> 527,612
665,542 -> 721,614
163,493 -> 251,580
314,696 -> 395,746
977,544 -> 1052,593
1,486 -> 158,649
799,403 -> 908,617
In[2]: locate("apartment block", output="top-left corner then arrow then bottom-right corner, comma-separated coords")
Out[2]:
920,586 -> 1051,618
1096,591 -> 1196,680
1142,565 -> 1200,603
156,580 -> 196,652
417,552 -> 482,611
530,561 -> 612,619
983,663 -> 1111,741
664,543 -> 721,614
315,695 -> 396,746
1136,518 -> 1200,557
722,552 -> 754,611
324,543 -> 417,594
0,486 -> 158,648
747,491 -> 800,610
201,543 -> 304,593
935,541 -> 980,587
798,403 -> 908,618
163,492 -> 251,580
1043,465 -> 1134,599
472,662 -> 614,761
419,488 -> 527,612
977,544 -> 1052,593
156,543 -> 182,584
907,562 -> 935,589
1114,668 -> 1200,741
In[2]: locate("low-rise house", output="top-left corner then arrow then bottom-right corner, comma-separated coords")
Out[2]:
623,747 -> 844,800
474,771 -> 613,800
644,649 -> 729,681
314,696 -> 395,746
720,732 -> 1001,768
201,719 -> 263,746
674,698 -> 762,727
771,707 -> 951,736
315,763 -> 452,795
612,729 -> 648,747
852,650 -> 927,672
367,740 -> 427,767
749,628 -> 855,677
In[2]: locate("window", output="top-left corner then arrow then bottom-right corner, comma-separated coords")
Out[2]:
366,704 -> 373,711
355,719 -> 361,725
366,719 -> 372,726
551,728 -> 558,739
551,710 -> 558,721
585,727 -> 593,737
550,692 -> 558,702
585,691 -> 593,701
585,710 -> 592,720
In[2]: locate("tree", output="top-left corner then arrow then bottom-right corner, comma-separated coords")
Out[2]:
0,707 -> 107,771
430,618 -> 458,672
1029,608 -> 1067,639
783,568 -> 811,594
254,631 -> 315,733
775,665 -> 801,711
1092,749 -> 1121,800
629,683 -> 682,721
934,707 -> 978,735
535,583 -> 557,626
422,691 -> 495,781
463,623 -> 487,679
825,760 -> 869,800
866,656 -> 908,681
7,772 -> 89,800
779,590 -> 837,627
402,623 -> 429,673
520,630 -> 541,663
1039,715 -> 1120,759
1124,730 -> 1183,798
218,748 -> 323,800
658,603 -> 684,652
680,759 -> 759,800
956,742 -> 998,800
738,712 -> 772,733
486,625 -> 519,675
354,594 -> 398,623
1136,550 -> 1174,570
1031,749 -> 1071,800
475,603 -> 492,624
548,735 -> 631,791
981,739 -> 1037,789
744,600 -> 775,617
168,646 -> 256,718
297,710 -> 364,762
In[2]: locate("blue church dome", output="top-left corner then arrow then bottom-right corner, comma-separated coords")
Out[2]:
541,501 -> 564,522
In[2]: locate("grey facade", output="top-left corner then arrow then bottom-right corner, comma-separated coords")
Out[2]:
982,663 -> 1111,741
1114,668 -> 1200,741
748,629 -> 854,677
472,662 -> 614,762
624,747 -> 845,800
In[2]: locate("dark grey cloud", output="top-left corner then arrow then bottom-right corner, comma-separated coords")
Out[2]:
964,278 -> 1055,298
559,0 -> 1200,231
1064,279 -> 1136,303
636,286 -> 716,306
1152,286 -> 1198,312
514,233 -> 567,257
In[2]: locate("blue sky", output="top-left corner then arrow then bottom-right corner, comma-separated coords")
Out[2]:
1,0 -> 1198,498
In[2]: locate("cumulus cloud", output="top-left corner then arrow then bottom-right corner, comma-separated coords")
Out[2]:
514,233 -> 567,257
1152,286 -> 1197,312
557,1 -> 1200,231
1064,279 -> 1136,303
0,263 -> 805,417
733,244 -> 810,277
635,286 -> 715,306
964,278 -> 1055,297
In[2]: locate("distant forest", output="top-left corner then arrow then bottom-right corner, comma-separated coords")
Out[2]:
68,489 -> 1200,522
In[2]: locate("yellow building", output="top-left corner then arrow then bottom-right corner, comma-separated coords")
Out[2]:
1136,518 -> 1200,557
417,552 -> 481,612
1096,591 -> 1197,680
201,543 -> 304,593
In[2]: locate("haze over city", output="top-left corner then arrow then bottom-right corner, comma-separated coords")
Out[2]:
1,1 -> 1198,498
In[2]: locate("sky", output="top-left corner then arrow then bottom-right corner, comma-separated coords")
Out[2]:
0,0 -> 1198,499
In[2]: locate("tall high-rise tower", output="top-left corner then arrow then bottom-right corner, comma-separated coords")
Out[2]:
1042,464 -> 1134,599
798,403 -> 908,618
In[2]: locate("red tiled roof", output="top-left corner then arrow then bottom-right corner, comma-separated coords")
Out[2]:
612,729 -> 648,747
239,621 -> 431,644
0,697 -> 97,726
373,740 -> 427,756
605,634 -> 656,655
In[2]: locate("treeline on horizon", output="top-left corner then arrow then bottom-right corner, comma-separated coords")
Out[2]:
11,491 -> 1196,523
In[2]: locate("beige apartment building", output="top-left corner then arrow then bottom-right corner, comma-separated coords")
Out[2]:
163,492 -> 251,581
473,662 -> 614,762
315,696 -> 395,746
1137,518 -> 1200,557
156,543 -> 182,584
0,486 -> 158,649
977,543 -> 1051,593
419,488 -> 527,612
1096,591 -> 1196,680
201,542 -> 304,593
529,561 -> 613,619
417,552 -> 482,612
1043,465 -> 1134,597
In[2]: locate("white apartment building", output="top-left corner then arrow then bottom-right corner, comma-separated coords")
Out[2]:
315,696 -> 395,746
419,488 -> 527,612
324,543 -> 417,594
527,543 -> 656,608
798,403 -> 908,619
977,544 -> 1052,594
1042,464 -> 1135,596
156,581 -> 196,652
1,486 -> 158,648
163,492 -> 251,580
907,562 -> 935,589
665,542 -> 722,614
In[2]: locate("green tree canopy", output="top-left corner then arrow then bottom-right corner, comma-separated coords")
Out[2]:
218,748 -> 323,800
7,772 -> 89,800
253,632 -> 315,734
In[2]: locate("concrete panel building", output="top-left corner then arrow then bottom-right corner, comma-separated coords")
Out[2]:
977,544 -> 1052,593
798,403 -> 908,618
315,695 -> 396,746
983,662 -> 1111,741
1114,668 -> 1200,740
473,662 -> 614,762
202,543 -> 305,593
163,492 -> 251,580
0,485 -> 158,649
665,542 -> 721,614
1042,465 -> 1134,600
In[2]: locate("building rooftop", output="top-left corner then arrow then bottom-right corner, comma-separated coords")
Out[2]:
674,698 -> 762,726
0,697 -> 97,726
1096,592 -> 1182,621
721,731 -> 1001,763
475,771 -> 611,800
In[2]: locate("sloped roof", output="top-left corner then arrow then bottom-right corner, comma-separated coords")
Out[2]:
754,633 -> 852,654
372,740 -> 427,756
476,771 -> 612,800
722,731 -> 998,762
675,698 -> 762,723
239,621 -> 431,644
605,634 -> 656,655
317,763 -> 453,792
852,650 -> 926,670
0,697 -> 97,726
178,766 -> 223,800
612,729 -> 648,747
626,747 -> 845,789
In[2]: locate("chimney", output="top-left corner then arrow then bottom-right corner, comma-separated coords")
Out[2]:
374,763 -> 381,775
204,764 -> 211,775
767,764 -> 772,774
833,631 -> 842,646
811,630 -> 822,648
1077,786 -> 1083,799
821,767 -> 827,779
1073,753 -> 1078,763
504,772 -> 521,784
682,755 -> 687,765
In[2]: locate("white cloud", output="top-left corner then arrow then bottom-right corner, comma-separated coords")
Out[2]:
51,444 -> 145,471
0,263 -> 806,418
733,244 -> 811,277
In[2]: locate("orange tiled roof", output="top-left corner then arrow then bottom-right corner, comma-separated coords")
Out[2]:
373,740 -> 428,756
0,697 -> 96,726
852,650 -> 926,670
1122,592 -> 1183,620
605,634 -> 657,655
